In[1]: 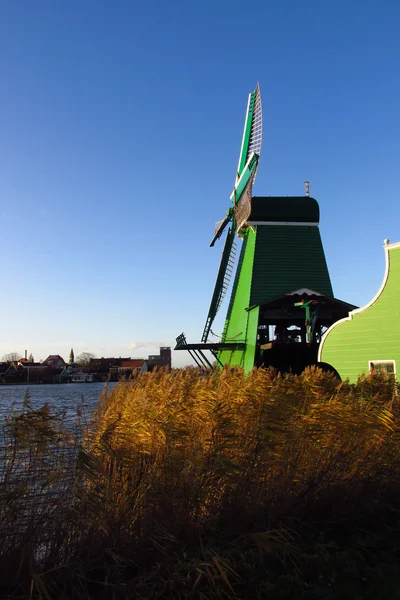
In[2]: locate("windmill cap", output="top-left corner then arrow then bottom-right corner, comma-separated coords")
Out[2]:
248,196 -> 320,224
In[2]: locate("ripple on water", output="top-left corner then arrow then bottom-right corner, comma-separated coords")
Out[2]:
0,382 -> 118,424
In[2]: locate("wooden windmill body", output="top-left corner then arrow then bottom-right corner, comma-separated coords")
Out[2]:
176,85 -> 355,373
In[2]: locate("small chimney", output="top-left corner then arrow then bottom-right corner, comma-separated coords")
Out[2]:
25,349 -> 27,360
305,181 -> 309,196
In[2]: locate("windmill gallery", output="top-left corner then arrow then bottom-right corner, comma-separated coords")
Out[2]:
175,84 -> 400,383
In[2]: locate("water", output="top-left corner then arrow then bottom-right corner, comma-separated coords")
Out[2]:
0,382 -> 117,423
0,382 -> 120,552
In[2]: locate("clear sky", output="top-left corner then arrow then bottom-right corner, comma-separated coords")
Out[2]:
1,0 -> 400,366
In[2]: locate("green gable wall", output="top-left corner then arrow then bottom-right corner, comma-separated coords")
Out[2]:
250,225 -> 333,306
319,242 -> 400,382
219,229 -> 259,371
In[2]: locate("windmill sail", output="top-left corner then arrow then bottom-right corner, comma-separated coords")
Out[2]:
202,226 -> 237,343
203,84 -> 262,340
231,152 -> 259,230
247,83 -> 262,181
210,213 -> 232,247
234,173 -> 254,232
236,83 -> 262,182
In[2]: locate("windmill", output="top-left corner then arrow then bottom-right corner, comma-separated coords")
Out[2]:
202,83 -> 263,344
176,84 -> 356,374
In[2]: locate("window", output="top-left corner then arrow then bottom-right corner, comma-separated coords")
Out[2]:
369,360 -> 396,376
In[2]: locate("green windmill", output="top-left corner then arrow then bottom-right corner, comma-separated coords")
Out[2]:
176,84 -> 355,373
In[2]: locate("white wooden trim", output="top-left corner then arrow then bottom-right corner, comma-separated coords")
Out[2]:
386,241 -> 400,250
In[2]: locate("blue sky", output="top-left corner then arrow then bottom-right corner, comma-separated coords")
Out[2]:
1,1 -> 400,366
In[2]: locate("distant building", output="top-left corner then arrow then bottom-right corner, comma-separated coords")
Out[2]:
117,359 -> 149,378
17,361 -> 43,383
0,362 -> 18,383
53,367 -> 71,384
89,357 -> 131,373
16,363 -> 69,384
71,371 -> 94,383
87,347 -> 172,380
145,348 -> 172,370
160,347 -> 172,367
42,355 -> 66,369
18,360 -> 42,368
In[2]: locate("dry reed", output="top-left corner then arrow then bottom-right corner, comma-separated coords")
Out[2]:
1,367 -> 400,599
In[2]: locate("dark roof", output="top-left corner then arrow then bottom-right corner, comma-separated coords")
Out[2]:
249,196 -> 319,224
89,357 -> 131,370
120,360 -> 146,368
249,223 -> 333,307
259,290 -> 357,312
42,354 -> 66,364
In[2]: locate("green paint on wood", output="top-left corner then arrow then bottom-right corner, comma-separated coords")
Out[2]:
208,196 -> 335,375
244,306 -> 259,372
320,243 -> 400,382
218,228 -> 258,371
250,225 -> 333,306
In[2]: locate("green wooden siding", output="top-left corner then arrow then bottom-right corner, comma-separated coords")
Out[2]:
216,196 -> 334,374
250,225 -> 333,306
320,244 -> 400,382
219,228 -> 259,371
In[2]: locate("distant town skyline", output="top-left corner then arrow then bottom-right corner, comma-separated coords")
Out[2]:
1,347 -> 168,364
1,1 -> 400,366
0,346 -> 172,384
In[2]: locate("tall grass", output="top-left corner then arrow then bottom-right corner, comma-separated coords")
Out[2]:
1,368 -> 400,598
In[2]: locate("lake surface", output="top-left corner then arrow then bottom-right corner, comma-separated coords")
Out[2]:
0,382 -> 117,423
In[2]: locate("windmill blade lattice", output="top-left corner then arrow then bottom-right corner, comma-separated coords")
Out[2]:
246,83 -> 262,181
202,227 -> 237,343
210,213 -> 232,247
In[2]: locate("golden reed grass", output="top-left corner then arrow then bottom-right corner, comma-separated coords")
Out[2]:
1,367 -> 400,598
